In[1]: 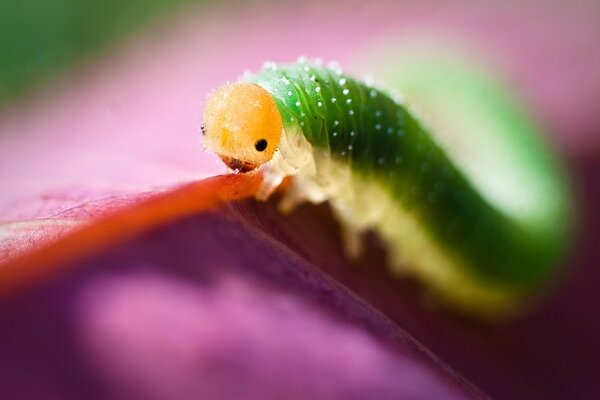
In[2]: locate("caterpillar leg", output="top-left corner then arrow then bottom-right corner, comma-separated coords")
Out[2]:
256,167 -> 285,201
337,217 -> 366,260
278,179 -> 308,214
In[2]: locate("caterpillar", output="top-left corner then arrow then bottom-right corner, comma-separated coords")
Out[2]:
201,58 -> 571,318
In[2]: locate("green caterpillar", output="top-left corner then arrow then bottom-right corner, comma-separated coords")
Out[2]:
202,58 -> 571,318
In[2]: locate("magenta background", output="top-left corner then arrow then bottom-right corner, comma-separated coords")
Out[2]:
1,1 -> 599,399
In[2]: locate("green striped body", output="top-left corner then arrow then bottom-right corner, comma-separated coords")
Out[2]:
248,60 -> 570,316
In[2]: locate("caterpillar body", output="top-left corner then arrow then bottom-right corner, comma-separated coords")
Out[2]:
202,59 -> 570,317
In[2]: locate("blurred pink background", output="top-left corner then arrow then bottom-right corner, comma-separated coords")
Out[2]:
1,0 -> 598,211
1,1 -> 599,399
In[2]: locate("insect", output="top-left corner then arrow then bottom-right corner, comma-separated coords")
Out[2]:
202,58 -> 571,318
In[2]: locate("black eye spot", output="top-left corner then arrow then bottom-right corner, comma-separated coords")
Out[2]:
200,124 -> 206,135
255,139 -> 268,152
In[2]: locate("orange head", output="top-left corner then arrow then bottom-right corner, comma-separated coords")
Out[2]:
202,82 -> 283,172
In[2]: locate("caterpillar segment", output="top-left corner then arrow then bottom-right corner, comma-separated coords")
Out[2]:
202,59 -> 571,318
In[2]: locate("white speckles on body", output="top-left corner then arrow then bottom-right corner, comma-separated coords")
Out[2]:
263,61 -> 278,70
396,111 -> 405,126
247,63 -> 524,315
267,64 -> 424,198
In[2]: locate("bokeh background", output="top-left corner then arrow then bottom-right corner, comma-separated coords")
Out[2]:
1,0 -> 599,399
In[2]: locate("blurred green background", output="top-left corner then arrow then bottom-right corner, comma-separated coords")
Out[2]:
0,0 -> 199,103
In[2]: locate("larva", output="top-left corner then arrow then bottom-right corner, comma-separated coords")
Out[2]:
202,58 -> 571,317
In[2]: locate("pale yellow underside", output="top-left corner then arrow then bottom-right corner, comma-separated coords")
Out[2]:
258,128 -> 519,319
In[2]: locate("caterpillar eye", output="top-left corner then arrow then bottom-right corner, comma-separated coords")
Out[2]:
255,139 -> 268,152
200,124 -> 206,135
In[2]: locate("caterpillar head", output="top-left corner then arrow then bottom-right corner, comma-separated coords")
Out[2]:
202,82 -> 282,172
